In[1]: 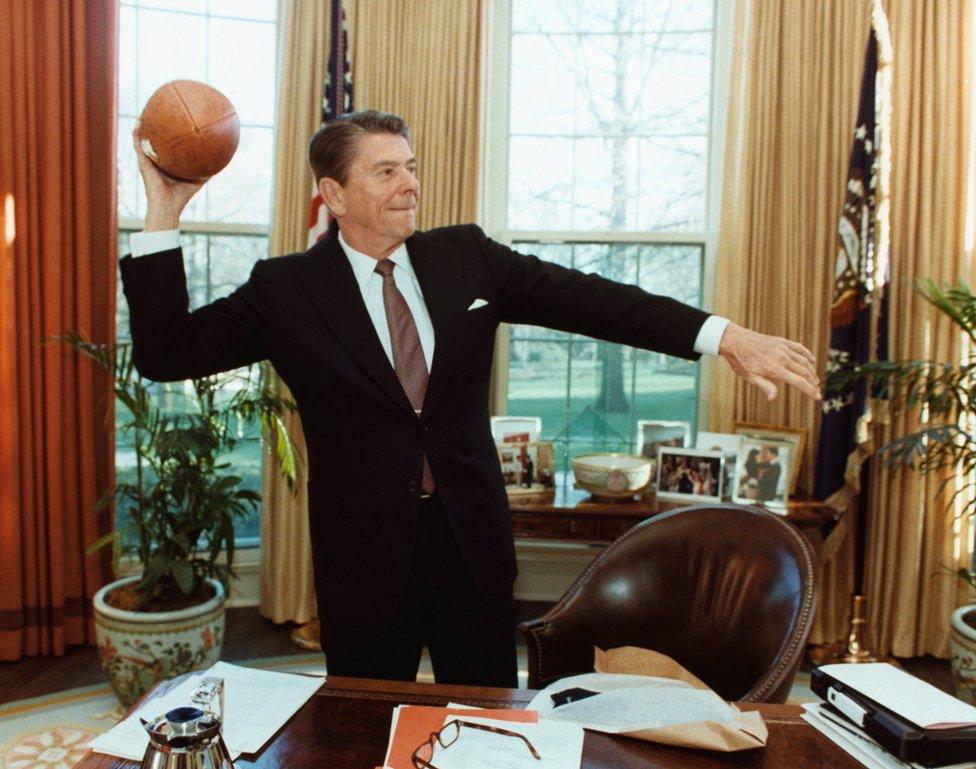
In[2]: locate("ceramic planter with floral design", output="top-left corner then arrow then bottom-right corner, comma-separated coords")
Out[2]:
93,576 -> 226,706
950,604 -> 976,703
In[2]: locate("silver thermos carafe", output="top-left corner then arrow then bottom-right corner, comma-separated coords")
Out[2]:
140,677 -> 234,769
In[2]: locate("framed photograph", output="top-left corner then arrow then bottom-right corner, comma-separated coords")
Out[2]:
733,422 -> 808,494
491,416 -> 542,445
732,437 -> 791,510
695,432 -> 741,501
636,420 -> 690,460
497,441 -> 555,496
655,447 -> 724,503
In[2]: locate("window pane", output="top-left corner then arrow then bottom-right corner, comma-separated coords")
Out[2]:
203,126 -> 274,224
208,18 -> 277,126
209,0 -> 277,21
507,241 -> 701,476
508,137 -> 574,230
509,0 -> 713,232
136,9 -> 208,107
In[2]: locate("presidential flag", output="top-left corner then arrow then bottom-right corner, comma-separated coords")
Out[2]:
814,0 -> 892,519
307,0 -> 353,247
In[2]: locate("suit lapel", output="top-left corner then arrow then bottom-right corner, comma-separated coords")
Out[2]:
407,232 -> 464,419
293,235 -> 415,416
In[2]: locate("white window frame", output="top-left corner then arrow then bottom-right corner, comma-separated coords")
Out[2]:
479,0 -> 735,429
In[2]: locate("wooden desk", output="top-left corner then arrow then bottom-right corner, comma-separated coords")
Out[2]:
510,473 -> 835,548
77,676 -> 860,769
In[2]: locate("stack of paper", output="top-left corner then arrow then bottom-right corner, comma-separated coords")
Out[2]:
804,663 -> 976,769
88,660 -> 323,761
802,702 -> 976,769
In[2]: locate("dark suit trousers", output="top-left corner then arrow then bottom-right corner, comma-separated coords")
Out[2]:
320,492 -> 518,687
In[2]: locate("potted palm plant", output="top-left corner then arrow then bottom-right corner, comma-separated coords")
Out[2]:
833,280 -> 976,701
63,333 -> 297,705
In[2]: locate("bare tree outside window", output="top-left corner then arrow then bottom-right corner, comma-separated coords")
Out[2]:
505,0 -> 713,474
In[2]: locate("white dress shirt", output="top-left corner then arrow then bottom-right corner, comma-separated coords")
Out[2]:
336,231 -> 435,371
127,230 -> 728,357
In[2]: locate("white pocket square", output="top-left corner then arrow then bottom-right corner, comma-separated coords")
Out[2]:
467,298 -> 489,310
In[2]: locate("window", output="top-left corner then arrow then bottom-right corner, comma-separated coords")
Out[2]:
485,0 -> 719,482
116,0 -> 278,545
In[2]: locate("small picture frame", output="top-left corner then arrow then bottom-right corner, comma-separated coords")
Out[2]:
732,437 -> 791,510
655,447 -> 724,503
695,432 -> 741,501
498,441 -> 554,496
733,422 -> 808,494
636,420 -> 690,460
491,416 -> 542,445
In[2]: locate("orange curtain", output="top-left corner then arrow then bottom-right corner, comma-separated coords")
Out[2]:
0,0 -> 117,660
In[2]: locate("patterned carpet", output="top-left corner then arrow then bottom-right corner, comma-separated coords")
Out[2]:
0,652 -> 815,769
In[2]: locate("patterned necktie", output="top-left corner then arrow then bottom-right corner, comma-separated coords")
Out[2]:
374,259 -> 435,494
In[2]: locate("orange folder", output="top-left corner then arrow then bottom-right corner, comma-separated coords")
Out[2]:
381,704 -> 538,769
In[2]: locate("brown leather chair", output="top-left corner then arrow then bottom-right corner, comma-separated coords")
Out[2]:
519,503 -> 819,702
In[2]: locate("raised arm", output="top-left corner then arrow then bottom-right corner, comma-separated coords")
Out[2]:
120,123 -> 274,382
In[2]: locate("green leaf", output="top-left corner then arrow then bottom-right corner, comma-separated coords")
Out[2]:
171,560 -> 195,595
86,530 -> 119,556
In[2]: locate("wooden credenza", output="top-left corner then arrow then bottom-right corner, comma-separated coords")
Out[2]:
509,473 -> 836,550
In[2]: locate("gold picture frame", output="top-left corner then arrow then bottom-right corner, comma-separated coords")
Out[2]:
732,422 -> 809,495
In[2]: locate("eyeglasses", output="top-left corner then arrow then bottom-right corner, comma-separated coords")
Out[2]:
412,718 -> 541,769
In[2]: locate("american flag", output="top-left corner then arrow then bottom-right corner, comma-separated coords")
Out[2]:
813,0 -> 892,517
307,0 -> 353,247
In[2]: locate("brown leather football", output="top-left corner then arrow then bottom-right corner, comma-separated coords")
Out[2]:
137,80 -> 240,182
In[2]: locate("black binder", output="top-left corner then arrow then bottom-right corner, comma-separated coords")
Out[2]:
811,667 -> 976,766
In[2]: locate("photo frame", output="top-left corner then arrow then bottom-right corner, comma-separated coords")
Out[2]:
695,431 -> 741,501
636,420 -> 690,460
497,441 -> 555,497
732,437 -> 791,510
733,422 -> 808,494
491,416 -> 542,445
655,447 -> 724,503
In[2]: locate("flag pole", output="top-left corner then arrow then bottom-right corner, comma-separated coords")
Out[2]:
809,0 -> 892,667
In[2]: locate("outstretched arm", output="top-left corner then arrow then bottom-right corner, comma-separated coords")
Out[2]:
474,225 -> 821,402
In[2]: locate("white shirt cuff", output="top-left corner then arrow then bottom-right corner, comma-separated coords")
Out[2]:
693,315 -> 731,357
129,230 -> 180,257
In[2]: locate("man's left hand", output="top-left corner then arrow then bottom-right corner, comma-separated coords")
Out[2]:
718,323 -> 821,402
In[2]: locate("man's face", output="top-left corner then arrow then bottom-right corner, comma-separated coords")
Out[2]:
328,132 -> 419,248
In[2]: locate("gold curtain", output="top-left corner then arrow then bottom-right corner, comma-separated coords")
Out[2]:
864,0 -> 973,657
346,0 -> 483,230
260,0 -> 485,622
0,0 -> 117,659
258,0 -> 331,625
709,0 -> 973,653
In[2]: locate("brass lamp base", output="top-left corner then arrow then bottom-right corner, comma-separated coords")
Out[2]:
809,594 -> 894,666
290,619 -> 322,651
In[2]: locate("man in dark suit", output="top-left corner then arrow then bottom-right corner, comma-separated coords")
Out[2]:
122,110 -> 820,688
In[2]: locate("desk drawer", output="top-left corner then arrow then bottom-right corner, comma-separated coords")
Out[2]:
511,512 -> 598,541
598,516 -> 643,541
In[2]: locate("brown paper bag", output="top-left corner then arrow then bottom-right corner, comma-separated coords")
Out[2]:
592,646 -> 768,751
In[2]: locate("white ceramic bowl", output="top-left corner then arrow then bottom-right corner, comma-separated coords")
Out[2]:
572,453 -> 653,499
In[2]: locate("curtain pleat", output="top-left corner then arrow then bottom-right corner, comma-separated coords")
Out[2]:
710,0 -> 972,653
0,0 -> 117,660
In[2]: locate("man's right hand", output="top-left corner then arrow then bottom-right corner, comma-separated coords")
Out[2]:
132,121 -> 205,232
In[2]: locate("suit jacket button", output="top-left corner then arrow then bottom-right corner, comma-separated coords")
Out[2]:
408,480 -> 418,492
